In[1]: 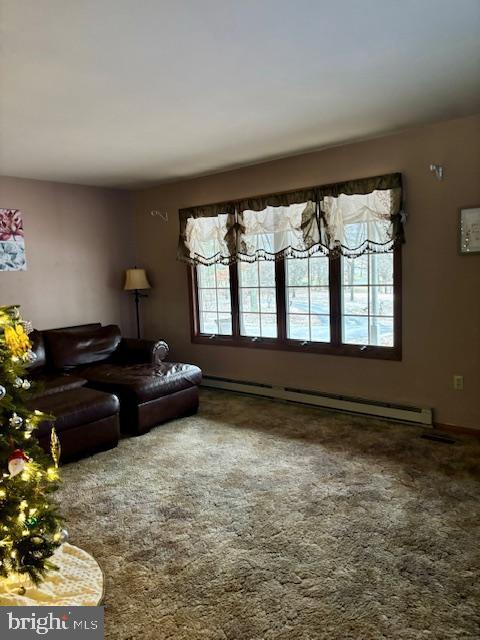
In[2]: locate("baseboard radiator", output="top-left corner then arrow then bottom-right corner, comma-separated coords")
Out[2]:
201,375 -> 433,426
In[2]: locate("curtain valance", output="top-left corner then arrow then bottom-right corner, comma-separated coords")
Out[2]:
236,188 -> 317,213
177,173 -> 404,265
317,172 -> 401,198
237,200 -> 322,262
178,203 -> 236,265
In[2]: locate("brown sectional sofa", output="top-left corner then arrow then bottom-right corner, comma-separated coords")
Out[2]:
28,323 -> 202,462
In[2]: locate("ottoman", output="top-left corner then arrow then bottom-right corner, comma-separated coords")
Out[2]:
33,387 -> 120,463
79,361 -> 202,435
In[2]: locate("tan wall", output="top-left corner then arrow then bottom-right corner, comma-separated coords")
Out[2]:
0,176 -> 135,334
133,115 -> 480,429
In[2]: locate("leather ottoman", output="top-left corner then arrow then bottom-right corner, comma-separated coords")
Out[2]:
33,387 -> 120,463
79,362 -> 202,435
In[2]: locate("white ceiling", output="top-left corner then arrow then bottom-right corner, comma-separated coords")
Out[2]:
1,0 -> 479,188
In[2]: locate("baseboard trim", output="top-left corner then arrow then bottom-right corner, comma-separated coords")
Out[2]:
201,375 -> 433,426
434,423 -> 480,439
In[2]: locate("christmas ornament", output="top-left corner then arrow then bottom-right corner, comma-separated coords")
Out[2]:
21,380 -> 31,390
8,449 -> 30,477
9,412 -> 23,428
26,516 -> 39,529
50,428 -> 61,468
4,324 -> 30,358
13,378 -> 23,388
0,385 -> 6,399
60,528 -> 69,543
24,350 -> 37,364
22,320 -> 33,334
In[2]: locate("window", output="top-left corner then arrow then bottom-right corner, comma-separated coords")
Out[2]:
341,252 -> 394,347
189,245 -> 401,360
196,263 -> 232,335
286,254 -> 330,342
238,260 -> 277,338
181,173 -> 403,359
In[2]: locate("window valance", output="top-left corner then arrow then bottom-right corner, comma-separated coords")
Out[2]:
177,173 -> 404,265
318,172 -> 403,255
178,202 -> 236,265
237,199 -> 322,262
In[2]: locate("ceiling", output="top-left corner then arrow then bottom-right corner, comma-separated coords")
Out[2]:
1,0 -> 479,188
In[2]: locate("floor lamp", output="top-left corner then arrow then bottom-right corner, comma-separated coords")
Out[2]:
124,268 -> 151,338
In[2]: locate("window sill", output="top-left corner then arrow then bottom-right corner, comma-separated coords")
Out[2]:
191,334 -> 402,361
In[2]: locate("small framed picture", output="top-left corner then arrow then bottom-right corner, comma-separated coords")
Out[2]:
459,207 -> 480,254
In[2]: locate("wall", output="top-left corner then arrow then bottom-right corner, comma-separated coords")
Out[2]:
133,114 -> 480,429
0,176 -> 135,334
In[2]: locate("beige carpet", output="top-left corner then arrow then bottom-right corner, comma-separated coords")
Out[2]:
57,390 -> 480,640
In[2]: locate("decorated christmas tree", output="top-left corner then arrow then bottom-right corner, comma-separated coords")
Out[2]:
0,305 -> 63,585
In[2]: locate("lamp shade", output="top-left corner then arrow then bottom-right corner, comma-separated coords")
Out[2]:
124,268 -> 151,291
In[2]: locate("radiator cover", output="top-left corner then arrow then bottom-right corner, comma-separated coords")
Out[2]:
201,375 -> 433,426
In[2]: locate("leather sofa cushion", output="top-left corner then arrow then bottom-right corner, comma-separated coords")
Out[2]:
31,374 -> 87,398
81,362 -> 202,404
46,324 -> 122,371
33,387 -> 120,436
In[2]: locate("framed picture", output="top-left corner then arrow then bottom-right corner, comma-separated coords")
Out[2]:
0,208 -> 27,271
459,207 -> 480,255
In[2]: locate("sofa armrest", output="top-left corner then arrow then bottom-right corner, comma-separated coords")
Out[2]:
116,338 -> 169,365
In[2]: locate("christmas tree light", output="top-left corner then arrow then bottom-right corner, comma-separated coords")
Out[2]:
0,305 -> 63,585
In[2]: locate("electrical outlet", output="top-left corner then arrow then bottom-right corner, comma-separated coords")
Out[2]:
453,375 -> 464,390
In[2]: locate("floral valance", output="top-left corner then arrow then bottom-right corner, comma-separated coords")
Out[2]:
177,173 -> 404,265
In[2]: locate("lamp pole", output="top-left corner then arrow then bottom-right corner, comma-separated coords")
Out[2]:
132,289 -> 148,339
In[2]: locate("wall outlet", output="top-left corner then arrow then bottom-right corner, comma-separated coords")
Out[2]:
453,375 -> 464,390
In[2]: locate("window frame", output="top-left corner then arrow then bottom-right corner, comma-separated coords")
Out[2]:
187,246 -> 402,361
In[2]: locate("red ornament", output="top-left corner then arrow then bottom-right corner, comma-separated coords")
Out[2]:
8,449 -> 30,477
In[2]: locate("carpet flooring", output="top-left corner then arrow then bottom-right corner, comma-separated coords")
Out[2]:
57,390 -> 480,640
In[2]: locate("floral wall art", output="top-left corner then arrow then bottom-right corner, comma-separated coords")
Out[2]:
0,208 -> 26,271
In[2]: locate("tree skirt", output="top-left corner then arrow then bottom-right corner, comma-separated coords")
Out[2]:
0,543 -> 103,606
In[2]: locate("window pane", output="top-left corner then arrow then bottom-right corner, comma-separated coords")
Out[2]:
197,264 -> 215,288
287,259 -> 308,286
310,287 -> 330,314
342,287 -> 368,315
198,289 -> 217,311
215,264 -> 230,288
196,264 -> 232,336
260,314 -> 277,338
217,289 -> 231,312
287,288 -> 309,314
239,260 -> 277,338
259,260 -> 275,286
340,251 -> 395,348
241,313 -> 260,337
240,288 -> 259,312
199,311 -> 218,334
310,315 -> 330,342
217,314 -> 232,336
288,314 -> 310,340
343,316 -> 369,345
286,255 -> 330,343
369,286 -> 393,317
260,288 -> 276,313
370,317 -> 394,347
342,254 -> 368,285
309,255 -> 329,286
370,253 -> 393,285
239,261 -> 258,287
